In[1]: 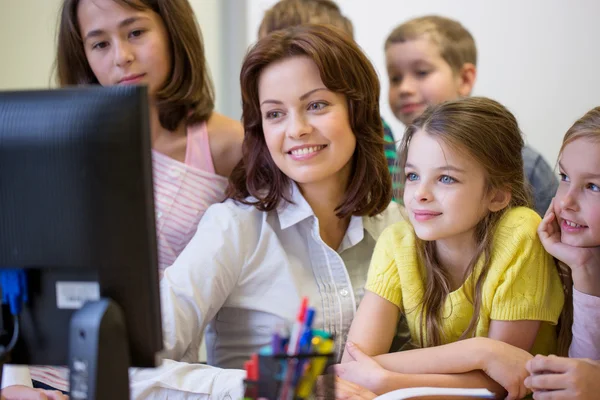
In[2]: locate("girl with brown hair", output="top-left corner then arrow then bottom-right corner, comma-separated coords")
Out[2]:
1,0 -> 242,397
336,97 -> 565,398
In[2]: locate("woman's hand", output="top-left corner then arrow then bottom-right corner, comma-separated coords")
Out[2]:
1,385 -> 68,400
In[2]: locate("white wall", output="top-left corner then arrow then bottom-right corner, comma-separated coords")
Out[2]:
0,0 -> 63,89
246,0 -> 600,165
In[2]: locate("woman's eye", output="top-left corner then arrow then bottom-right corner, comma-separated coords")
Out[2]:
308,102 -> 327,111
265,111 -> 282,119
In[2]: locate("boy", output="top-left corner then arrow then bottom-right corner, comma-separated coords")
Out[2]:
259,0 -> 401,193
385,15 -> 557,215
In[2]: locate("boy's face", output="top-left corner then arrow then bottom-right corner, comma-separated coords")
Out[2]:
386,37 -> 469,126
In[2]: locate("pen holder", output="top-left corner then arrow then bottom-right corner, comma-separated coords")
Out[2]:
244,352 -> 335,400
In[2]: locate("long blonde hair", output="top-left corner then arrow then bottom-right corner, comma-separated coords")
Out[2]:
397,97 -> 532,347
553,106 -> 600,355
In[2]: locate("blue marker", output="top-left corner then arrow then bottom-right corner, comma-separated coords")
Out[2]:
293,308 -> 316,387
298,308 -> 315,353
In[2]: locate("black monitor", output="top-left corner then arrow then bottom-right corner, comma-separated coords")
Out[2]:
0,86 -> 163,399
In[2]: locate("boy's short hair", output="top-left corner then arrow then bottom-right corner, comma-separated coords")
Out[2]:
258,0 -> 353,38
385,15 -> 477,74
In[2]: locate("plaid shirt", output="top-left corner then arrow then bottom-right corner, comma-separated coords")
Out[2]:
522,145 -> 558,216
382,118 -> 402,198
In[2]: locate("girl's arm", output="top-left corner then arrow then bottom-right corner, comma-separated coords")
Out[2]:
538,201 -> 600,297
339,293 -> 511,396
376,304 -> 540,395
570,288 -> 600,359
207,112 -> 243,177
338,317 -> 540,397
538,199 -> 600,359
341,291 -> 400,363
337,341 -> 510,399
338,339 -> 528,399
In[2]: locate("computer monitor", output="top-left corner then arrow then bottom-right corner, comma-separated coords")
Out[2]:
0,86 -> 163,398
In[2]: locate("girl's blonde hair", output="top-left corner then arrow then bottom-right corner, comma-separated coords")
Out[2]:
397,97 -> 532,347
553,106 -> 600,355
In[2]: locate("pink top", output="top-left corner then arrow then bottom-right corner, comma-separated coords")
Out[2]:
153,122 -> 228,277
569,287 -> 600,360
28,122 -> 229,391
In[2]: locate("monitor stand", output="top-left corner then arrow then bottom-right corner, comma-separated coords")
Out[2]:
68,299 -> 130,400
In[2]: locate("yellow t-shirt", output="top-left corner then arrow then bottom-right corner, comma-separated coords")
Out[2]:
365,207 -> 564,355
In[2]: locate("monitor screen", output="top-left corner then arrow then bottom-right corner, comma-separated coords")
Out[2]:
0,86 -> 162,367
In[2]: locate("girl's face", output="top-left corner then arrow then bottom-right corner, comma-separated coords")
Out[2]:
258,55 -> 356,190
77,0 -> 171,97
403,130 -> 500,245
554,137 -> 600,247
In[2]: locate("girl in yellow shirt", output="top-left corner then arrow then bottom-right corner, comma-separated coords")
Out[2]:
336,97 -> 566,398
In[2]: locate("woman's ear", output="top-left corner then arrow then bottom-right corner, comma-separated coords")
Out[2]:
488,187 -> 512,212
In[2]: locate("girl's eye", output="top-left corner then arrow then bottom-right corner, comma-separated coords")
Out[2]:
406,172 -> 418,181
439,175 -> 456,184
587,183 -> 600,192
559,173 -> 569,182
92,41 -> 109,50
308,102 -> 327,111
129,29 -> 144,38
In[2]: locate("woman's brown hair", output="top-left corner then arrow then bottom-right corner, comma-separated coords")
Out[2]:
552,106 -> 600,355
55,0 -> 214,131
228,24 -> 391,218
397,97 -> 533,348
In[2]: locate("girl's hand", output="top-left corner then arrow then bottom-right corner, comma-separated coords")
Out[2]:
538,199 -> 600,296
332,342 -> 391,394
475,338 -> 533,400
525,355 -> 600,399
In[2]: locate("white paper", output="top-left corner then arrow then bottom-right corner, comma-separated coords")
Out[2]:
374,387 -> 495,400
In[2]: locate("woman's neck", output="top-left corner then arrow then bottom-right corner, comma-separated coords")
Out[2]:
149,106 -> 187,162
434,231 -> 479,291
299,179 -> 351,251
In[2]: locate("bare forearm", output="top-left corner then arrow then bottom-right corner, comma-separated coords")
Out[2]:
377,370 -> 505,399
373,337 -> 488,375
